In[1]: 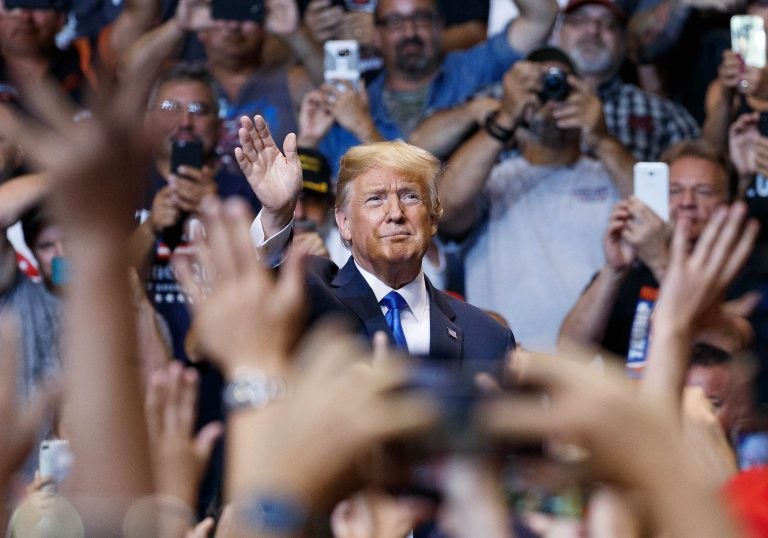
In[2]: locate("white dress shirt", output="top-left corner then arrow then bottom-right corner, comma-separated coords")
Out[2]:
355,261 -> 431,356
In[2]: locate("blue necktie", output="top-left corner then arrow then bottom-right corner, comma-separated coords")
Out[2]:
380,291 -> 409,350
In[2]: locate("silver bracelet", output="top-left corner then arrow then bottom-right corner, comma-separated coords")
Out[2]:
223,369 -> 288,413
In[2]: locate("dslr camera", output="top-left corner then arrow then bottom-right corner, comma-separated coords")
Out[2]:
539,67 -> 571,102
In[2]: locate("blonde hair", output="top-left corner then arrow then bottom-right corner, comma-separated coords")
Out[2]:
335,140 -> 443,221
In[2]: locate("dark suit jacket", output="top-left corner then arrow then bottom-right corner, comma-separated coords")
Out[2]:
305,256 -> 515,362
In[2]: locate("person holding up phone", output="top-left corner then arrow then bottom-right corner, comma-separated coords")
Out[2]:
703,2 -> 768,150
130,63 -> 260,373
317,0 -> 559,177
558,139 -> 755,360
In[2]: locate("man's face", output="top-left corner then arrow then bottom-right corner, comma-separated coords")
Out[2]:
374,0 -> 442,80
669,156 -> 728,242
335,167 -> 436,275
295,193 -> 333,232
687,364 -> 749,435
557,4 -> 625,80
147,80 -> 221,161
0,6 -> 63,56
197,19 -> 264,67
32,224 -> 63,287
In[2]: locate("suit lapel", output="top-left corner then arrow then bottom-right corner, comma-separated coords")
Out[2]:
427,279 -> 463,361
331,259 -> 392,340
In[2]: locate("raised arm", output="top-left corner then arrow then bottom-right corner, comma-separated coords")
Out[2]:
643,202 -> 759,406
558,199 -> 634,348
628,0 -> 741,62
408,96 -> 499,159
554,76 -> 635,197
438,62 -> 539,237
236,115 -> 303,239
506,0 -> 559,53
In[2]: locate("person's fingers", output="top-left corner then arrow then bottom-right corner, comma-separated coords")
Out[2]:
200,196 -> 240,283
222,197 -> 260,277
145,367 -> 167,437
702,202 -> 749,279
719,216 -> 760,286
187,516 -> 215,538
670,211 -> 693,265
172,253 -> 205,310
371,330 -> 390,366
177,367 -> 199,433
164,361 -> 185,432
283,132 -> 299,168
253,114 -> 276,152
688,205 -> 728,268
194,420 -> 224,464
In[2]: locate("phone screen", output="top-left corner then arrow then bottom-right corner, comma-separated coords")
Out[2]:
732,15 -> 767,68
324,40 -> 361,90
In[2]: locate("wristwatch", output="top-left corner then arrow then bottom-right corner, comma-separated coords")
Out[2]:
223,369 -> 288,413
484,110 -> 517,143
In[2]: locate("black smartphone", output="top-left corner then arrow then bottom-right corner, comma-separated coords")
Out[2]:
165,135 -> 203,250
759,111 -> 768,137
211,0 -> 265,22
4,0 -> 67,9
171,136 -> 204,175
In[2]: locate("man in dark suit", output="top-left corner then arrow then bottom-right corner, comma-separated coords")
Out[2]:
237,114 -> 514,361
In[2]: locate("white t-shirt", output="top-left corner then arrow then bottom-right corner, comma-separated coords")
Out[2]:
464,156 -> 618,352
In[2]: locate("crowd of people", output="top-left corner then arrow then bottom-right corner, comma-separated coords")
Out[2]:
1,0 -> 768,536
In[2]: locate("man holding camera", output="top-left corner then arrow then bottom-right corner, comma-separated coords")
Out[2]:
556,0 -> 699,161
316,0 -> 559,175
437,47 -> 633,352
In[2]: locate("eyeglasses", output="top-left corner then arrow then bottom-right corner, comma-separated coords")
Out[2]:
156,99 -> 215,116
669,185 -> 722,199
375,10 -> 438,31
563,14 -> 622,33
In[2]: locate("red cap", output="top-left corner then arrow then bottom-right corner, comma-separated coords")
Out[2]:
563,0 -> 627,22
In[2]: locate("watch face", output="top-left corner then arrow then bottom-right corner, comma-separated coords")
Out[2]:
224,374 -> 287,411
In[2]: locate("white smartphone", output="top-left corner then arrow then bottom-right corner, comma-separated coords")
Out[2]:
634,162 -> 669,222
38,439 -> 73,492
732,15 -> 767,68
324,40 -> 360,91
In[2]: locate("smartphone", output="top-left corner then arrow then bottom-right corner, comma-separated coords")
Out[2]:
732,15 -> 767,68
634,162 -> 670,222
211,0 -> 265,22
4,0 -> 67,9
171,135 -> 204,175
324,40 -> 361,91
51,256 -> 70,287
38,439 -> 73,492
343,0 -> 377,12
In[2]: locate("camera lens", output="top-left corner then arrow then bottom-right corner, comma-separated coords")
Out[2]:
540,67 -> 570,102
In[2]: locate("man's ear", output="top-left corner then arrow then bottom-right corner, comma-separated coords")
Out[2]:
335,208 -> 352,241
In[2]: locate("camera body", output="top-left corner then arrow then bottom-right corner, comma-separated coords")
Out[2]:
539,67 -> 570,102
211,0 -> 265,22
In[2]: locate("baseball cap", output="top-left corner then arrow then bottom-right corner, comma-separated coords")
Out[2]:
563,0 -> 627,22
298,148 -> 333,197
525,46 -> 577,74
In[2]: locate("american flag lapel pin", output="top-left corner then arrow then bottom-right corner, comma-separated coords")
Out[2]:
447,327 -> 458,340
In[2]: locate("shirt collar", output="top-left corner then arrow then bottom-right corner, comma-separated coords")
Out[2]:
598,74 -> 623,101
354,260 -> 429,323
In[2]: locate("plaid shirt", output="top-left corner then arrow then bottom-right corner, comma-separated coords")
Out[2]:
599,76 -> 700,162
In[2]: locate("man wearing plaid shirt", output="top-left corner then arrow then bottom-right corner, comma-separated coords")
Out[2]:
556,0 -> 700,161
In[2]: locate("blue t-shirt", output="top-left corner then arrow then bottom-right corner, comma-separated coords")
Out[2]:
319,27 -> 523,176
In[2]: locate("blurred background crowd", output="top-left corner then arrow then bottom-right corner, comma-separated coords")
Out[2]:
2,0 -> 768,535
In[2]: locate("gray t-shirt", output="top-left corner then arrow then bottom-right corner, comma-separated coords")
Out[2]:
464,156 -> 618,352
0,271 -> 61,399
